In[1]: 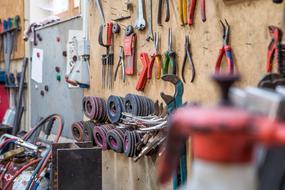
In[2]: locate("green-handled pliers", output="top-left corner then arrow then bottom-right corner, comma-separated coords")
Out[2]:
163,28 -> 177,75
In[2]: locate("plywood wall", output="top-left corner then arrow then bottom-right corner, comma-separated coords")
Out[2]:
0,0 -> 25,61
87,0 -> 283,189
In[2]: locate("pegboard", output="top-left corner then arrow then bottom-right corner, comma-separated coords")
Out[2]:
30,17 -> 84,138
0,0 -> 25,61
87,0 -> 283,189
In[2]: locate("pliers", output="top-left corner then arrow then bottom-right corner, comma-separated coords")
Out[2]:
188,0 -> 206,25
215,19 -> 234,75
148,33 -> 162,79
163,28 -> 177,75
114,46 -> 125,82
157,0 -> 170,26
266,26 -> 282,73
182,36 -> 195,83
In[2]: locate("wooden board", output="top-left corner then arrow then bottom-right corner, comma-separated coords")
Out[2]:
87,0 -> 283,189
0,0 -> 25,61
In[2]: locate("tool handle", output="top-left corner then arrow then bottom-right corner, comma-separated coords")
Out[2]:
14,15 -> 20,29
163,53 -> 170,75
155,54 -> 162,79
179,0 -> 184,25
165,0 -> 170,22
157,0 -> 163,26
200,0 -> 206,22
169,51 -> 177,75
215,48 -> 225,74
183,0 -> 188,25
224,46 -> 234,75
136,53 -> 149,91
188,0 -> 197,25
266,46 -> 275,72
148,56 -> 155,79
106,22 -> 113,46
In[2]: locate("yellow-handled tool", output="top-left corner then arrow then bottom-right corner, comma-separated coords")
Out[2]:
179,0 -> 187,25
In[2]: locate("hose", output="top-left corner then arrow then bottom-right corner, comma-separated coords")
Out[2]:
1,114 -> 64,189
3,158 -> 41,190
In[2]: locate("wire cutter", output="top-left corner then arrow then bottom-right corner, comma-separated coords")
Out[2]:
215,19 -> 234,75
188,0 -> 206,25
266,26 -> 282,73
163,28 -> 177,75
182,36 -> 195,83
148,33 -> 162,79
114,46 -> 125,82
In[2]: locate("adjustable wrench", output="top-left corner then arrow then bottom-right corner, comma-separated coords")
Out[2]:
146,0 -> 153,41
135,0 -> 146,30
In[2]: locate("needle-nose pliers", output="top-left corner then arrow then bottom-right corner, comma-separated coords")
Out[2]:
215,19 -> 235,75
163,28 -> 177,75
182,36 -> 195,83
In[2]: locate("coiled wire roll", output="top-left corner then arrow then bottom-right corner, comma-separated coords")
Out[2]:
93,124 -> 116,150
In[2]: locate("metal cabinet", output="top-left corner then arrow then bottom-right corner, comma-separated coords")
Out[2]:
30,17 -> 84,138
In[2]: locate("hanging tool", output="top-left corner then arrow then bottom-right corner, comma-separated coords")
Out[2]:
160,75 -> 187,190
188,0 -> 206,26
157,0 -> 170,26
149,33 -> 162,79
163,28 -> 177,75
267,26 -> 282,73
182,35 -> 195,83
114,46 -> 125,82
3,18 -> 15,85
136,53 -> 150,91
146,0 -> 154,41
124,25 -> 137,75
98,22 -> 114,89
95,0 -> 106,25
135,0 -> 146,30
215,19 -> 235,75
179,0 -> 187,25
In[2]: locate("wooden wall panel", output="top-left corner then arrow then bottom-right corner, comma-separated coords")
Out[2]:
87,0 -> 283,189
0,0 -> 25,60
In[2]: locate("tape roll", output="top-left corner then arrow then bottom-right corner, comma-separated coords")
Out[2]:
107,96 -> 125,123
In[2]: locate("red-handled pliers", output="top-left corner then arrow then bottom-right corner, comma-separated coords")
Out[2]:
215,19 -> 235,75
266,26 -> 282,73
188,0 -> 206,26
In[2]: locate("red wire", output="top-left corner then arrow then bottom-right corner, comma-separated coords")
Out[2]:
3,158 -> 41,190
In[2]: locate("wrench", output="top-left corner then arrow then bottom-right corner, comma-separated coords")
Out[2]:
146,0 -> 153,41
135,0 -> 146,30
